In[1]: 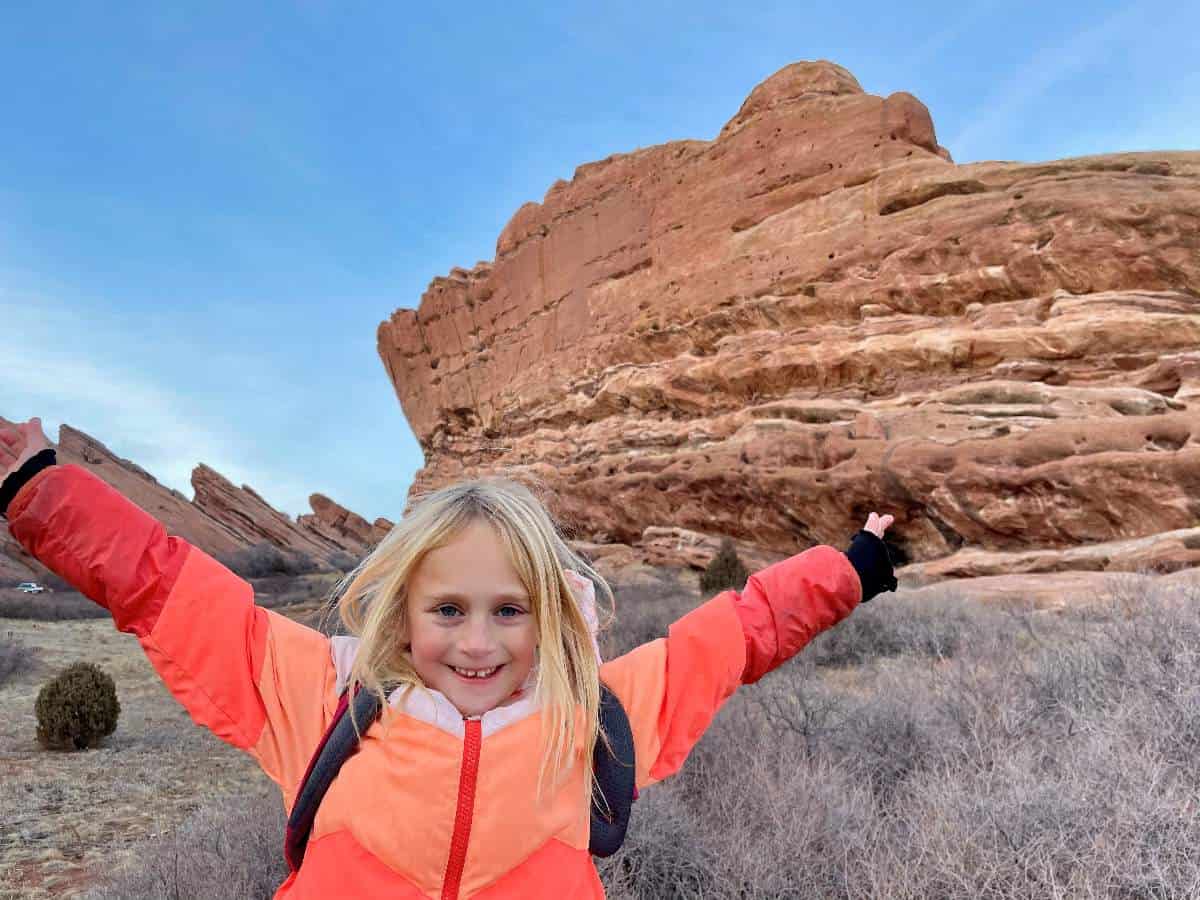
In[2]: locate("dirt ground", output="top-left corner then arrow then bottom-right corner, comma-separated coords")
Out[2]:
0,600 -> 325,899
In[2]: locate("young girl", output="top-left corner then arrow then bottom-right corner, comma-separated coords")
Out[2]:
0,417 -> 897,899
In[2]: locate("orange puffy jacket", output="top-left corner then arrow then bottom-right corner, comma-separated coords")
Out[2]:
7,465 -> 862,899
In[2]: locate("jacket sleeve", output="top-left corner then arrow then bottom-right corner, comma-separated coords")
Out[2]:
599,545 -> 861,789
6,464 -> 337,803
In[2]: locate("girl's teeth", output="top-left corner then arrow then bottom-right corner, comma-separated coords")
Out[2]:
454,666 -> 498,679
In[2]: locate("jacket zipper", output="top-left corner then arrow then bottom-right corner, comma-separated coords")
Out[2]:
441,716 -> 483,900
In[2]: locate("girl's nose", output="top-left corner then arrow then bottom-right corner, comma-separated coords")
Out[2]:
458,616 -> 496,657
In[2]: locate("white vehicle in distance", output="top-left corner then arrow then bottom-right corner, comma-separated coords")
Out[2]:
17,582 -> 46,593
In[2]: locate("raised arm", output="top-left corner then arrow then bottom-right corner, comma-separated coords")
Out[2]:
2,419 -> 337,804
600,523 -> 895,789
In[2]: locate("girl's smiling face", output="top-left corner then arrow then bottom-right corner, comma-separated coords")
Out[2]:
405,519 -> 538,717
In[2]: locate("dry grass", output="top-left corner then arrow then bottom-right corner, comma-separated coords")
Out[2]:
596,578 -> 1200,898
76,574 -> 1200,899
80,790 -> 287,900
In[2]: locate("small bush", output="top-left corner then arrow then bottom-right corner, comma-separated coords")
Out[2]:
0,634 -> 36,686
219,542 -> 319,579
35,661 -> 121,750
286,550 -> 319,576
698,538 -> 748,597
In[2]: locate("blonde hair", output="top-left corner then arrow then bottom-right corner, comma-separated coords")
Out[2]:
332,477 -> 614,804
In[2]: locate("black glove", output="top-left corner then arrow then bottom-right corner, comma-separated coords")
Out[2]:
844,530 -> 898,602
0,448 -> 57,519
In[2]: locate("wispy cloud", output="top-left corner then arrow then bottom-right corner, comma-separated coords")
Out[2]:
949,5 -> 1140,162
1,290 -> 315,516
896,0 -> 1002,74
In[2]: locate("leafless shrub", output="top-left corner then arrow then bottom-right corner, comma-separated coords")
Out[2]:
743,661 -> 844,761
805,589 -> 975,667
82,790 -> 288,900
0,633 -> 35,686
327,550 -> 360,572
218,542 -> 319,579
0,589 -> 108,620
601,573 -> 702,659
599,579 -> 1200,898
0,573 -> 326,620
596,783 -> 730,899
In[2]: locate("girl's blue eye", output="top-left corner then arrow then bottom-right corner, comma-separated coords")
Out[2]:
435,605 -> 461,618
497,606 -> 523,618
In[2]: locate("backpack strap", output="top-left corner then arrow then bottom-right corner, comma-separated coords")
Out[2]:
588,682 -> 637,857
284,685 -> 383,871
284,681 -> 636,870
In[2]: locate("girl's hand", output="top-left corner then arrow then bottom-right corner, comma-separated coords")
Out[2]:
0,417 -> 52,481
863,512 -> 894,539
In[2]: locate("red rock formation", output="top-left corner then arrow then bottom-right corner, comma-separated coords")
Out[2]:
297,493 -> 394,555
902,526 -> 1200,581
189,464 -> 339,562
638,527 -> 785,572
55,426 -> 243,555
378,60 -> 1200,573
903,567 -> 1200,611
0,420 -> 387,578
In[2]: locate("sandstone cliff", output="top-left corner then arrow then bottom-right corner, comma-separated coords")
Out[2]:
378,60 -> 1200,577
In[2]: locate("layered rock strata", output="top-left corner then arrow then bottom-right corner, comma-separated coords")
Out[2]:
378,60 -> 1200,571
191,464 -> 342,562
0,421 -> 390,578
298,494 -> 393,552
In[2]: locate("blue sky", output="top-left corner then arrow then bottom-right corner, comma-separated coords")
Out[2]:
2,1 -> 1197,522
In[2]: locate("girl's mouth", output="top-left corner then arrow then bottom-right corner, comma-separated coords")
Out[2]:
450,664 -> 504,684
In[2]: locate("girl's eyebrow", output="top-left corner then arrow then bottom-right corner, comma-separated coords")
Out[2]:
426,591 -> 529,604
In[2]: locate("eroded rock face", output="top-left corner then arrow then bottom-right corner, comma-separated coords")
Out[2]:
191,468 -> 393,563
298,493 -> 394,554
190,464 -> 339,562
378,60 -> 1200,572
902,567 -> 1200,611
